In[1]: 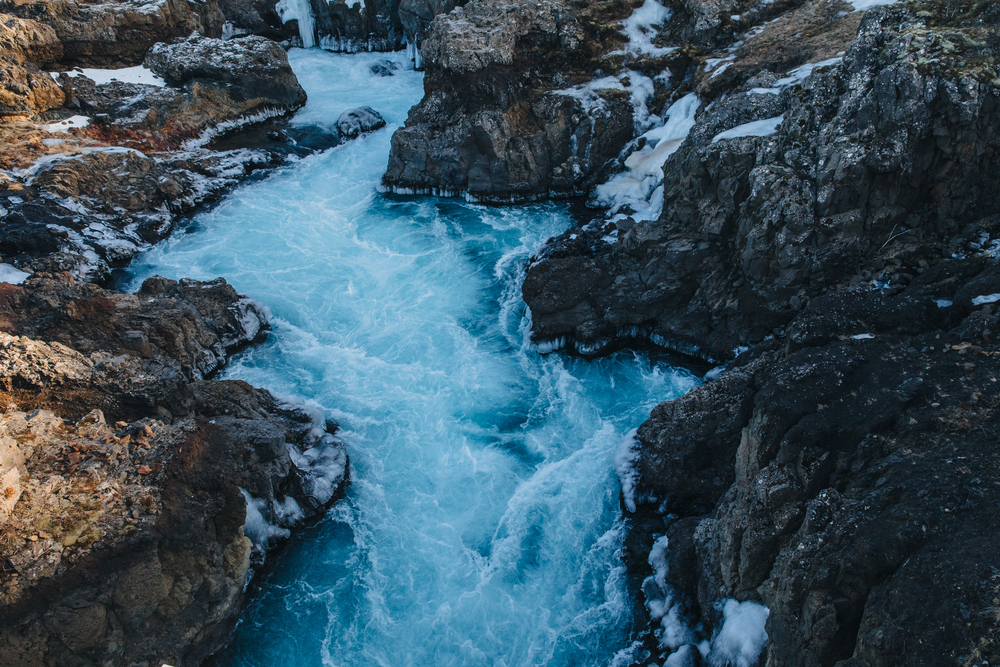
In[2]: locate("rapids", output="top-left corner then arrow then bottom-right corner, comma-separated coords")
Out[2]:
127,49 -> 699,667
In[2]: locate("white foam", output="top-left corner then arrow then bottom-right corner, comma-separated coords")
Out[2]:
55,65 -> 166,87
708,599 -> 770,667
41,115 -> 90,133
613,428 -> 641,512
239,487 -> 291,556
276,0 -> 317,48
972,293 -> 1000,305
0,264 -> 30,285
712,115 -> 783,143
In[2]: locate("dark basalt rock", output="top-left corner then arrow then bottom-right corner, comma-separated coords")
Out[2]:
524,6 -> 1000,362
144,33 -> 307,109
382,0 -> 641,201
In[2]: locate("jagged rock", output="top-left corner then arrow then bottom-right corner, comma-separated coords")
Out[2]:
524,6 -> 1000,361
0,52 -> 65,117
337,105 -> 385,137
397,0 -> 461,45
382,0 -> 641,201
144,33 -> 307,109
0,280 -> 347,665
623,257 -> 1000,666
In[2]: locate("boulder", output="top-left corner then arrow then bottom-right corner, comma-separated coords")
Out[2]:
336,105 -> 385,137
144,33 -> 307,109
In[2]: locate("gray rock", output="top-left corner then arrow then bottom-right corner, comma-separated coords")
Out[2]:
144,33 -> 307,108
337,105 -> 386,138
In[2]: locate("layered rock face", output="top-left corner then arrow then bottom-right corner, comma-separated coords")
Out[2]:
382,0 -> 647,201
0,275 -> 349,667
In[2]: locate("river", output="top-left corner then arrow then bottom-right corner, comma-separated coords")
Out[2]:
126,48 -> 698,667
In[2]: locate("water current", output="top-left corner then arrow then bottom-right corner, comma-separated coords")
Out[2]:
127,49 -> 699,667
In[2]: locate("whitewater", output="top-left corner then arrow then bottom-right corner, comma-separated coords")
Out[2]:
126,49 -> 698,667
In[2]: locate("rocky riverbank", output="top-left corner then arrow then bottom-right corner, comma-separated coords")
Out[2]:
385,0 -> 1000,664
0,2 -> 365,663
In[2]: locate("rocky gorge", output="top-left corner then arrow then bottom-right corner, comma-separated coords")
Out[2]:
0,0 -> 999,665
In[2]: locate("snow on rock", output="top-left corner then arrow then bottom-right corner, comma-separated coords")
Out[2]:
773,57 -> 843,88
972,293 -> 1000,305
711,115 -> 783,143
708,599 -> 770,667
617,0 -> 676,57
54,65 -> 166,87
0,264 -> 31,285
336,106 -> 386,138
848,0 -> 902,11
593,92 -> 700,220
276,0 -> 317,47
41,115 -> 90,133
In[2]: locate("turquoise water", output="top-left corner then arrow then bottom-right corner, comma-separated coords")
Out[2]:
128,49 -> 698,667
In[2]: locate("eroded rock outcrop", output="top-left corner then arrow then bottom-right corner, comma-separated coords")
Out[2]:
382,0 -> 644,200
0,275 -> 348,666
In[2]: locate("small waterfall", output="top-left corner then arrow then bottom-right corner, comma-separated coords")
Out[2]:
275,0 -> 317,48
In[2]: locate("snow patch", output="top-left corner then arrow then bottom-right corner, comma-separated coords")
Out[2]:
711,115 -> 783,143
41,115 -> 90,133
0,264 -> 31,285
617,0 -> 676,57
54,65 -> 166,87
972,293 -> 1000,305
773,57 -> 843,88
851,333 -> 875,340
847,0 -> 901,11
592,92 -> 700,220
934,299 -> 953,308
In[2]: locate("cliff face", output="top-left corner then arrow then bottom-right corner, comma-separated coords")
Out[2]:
0,5 -> 355,663
382,0 -> 648,200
